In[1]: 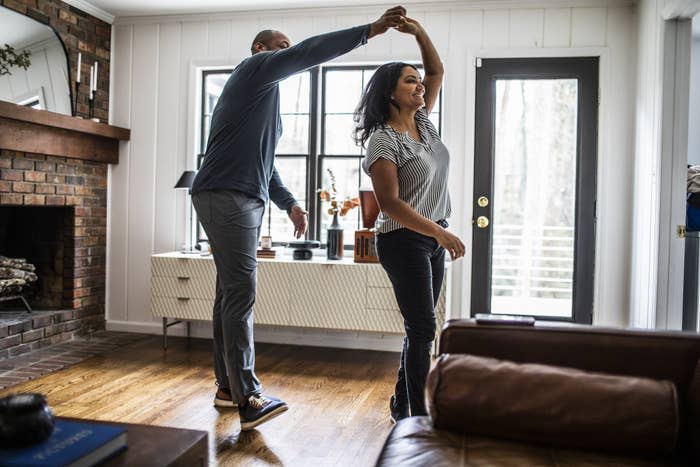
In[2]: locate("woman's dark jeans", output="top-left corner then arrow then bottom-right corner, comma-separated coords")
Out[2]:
377,224 -> 446,417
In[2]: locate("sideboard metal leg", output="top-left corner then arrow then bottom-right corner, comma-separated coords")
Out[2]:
163,317 -> 168,350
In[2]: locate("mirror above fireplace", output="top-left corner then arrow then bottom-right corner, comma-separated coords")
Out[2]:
0,6 -> 72,116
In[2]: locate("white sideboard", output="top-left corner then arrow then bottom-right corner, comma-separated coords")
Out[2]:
151,252 -> 450,348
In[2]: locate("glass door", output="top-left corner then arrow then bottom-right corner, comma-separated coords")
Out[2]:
471,58 -> 598,323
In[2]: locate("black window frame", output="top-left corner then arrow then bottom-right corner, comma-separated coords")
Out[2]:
196,64 -> 442,248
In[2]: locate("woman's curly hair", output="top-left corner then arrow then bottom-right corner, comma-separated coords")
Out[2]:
353,62 -> 417,148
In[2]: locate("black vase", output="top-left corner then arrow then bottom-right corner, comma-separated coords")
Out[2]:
327,213 -> 343,260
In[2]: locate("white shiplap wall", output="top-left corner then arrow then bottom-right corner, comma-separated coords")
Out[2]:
630,0 -> 665,328
107,0 -> 638,349
0,39 -> 71,115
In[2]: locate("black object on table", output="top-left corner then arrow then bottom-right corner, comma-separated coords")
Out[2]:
287,240 -> 320,260
0,393 -> 54,447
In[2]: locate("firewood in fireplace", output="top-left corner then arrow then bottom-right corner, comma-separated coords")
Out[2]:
0,267 -> 38,282
0,256 -> 36,272
0,256 -> 38,297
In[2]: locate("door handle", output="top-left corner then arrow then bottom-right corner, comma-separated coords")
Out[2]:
475,216 -> 489,229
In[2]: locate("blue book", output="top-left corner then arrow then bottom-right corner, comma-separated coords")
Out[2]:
0,419 -> 127,467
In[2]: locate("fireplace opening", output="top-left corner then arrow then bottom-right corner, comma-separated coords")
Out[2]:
0,206 -> 74,310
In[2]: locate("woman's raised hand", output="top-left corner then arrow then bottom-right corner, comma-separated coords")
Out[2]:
369,6 -> 407,38
396,16 -> 423,36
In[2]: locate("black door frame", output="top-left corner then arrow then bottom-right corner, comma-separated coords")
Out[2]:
471,57 -> 599,324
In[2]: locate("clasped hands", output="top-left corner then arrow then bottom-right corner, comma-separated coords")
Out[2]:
369,6 -> 424,39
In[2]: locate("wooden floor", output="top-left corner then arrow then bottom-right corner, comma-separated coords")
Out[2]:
0,336 -> 400,466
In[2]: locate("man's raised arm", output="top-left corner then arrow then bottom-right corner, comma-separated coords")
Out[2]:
250,6 -> 406,86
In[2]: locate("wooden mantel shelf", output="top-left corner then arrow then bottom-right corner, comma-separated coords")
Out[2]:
0,101 -> 130,164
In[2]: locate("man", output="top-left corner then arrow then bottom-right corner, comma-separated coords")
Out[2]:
191,6 -> 408,431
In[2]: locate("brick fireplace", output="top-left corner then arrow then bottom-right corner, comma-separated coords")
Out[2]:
0,0 -> 128,359
0,149 -> 109,357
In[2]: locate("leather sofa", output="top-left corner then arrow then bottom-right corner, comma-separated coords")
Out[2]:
376,320 -> 700,466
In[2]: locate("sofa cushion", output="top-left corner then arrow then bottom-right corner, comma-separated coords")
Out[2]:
375,417 -> 675,467
426,354 -> 679,455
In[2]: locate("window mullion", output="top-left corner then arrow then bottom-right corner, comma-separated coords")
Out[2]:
307,67 -> 320,241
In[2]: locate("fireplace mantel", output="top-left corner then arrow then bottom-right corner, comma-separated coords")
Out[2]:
0,101 -> 130,164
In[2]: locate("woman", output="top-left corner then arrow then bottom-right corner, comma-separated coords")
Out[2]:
355,18 -> 465,421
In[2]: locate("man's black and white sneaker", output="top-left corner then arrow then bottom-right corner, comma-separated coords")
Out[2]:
214,387 -> 237,408
239,394 -> 288,431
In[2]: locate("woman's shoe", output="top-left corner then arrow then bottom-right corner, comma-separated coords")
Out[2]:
390,395 -> 409,423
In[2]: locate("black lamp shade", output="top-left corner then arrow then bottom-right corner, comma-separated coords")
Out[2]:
174,170 -> 196,189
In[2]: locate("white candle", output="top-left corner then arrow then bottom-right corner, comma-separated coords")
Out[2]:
89,65 -> 94,99
76,52 -> 81,83
93,61 -> 98,92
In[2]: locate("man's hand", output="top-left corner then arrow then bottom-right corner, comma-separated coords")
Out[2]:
288,205 -> 308,239
395,16 -> 423,36
369,6 -> 406,39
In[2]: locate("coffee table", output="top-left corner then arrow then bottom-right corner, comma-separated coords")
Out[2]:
59,417 -> 208,466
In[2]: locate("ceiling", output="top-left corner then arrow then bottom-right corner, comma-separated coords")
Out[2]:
70,0 -> 433,18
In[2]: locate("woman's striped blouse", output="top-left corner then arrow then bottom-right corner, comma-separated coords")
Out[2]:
361,107 -> 451,234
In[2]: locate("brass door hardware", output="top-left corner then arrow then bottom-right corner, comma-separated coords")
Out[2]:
476,216 -> 489,229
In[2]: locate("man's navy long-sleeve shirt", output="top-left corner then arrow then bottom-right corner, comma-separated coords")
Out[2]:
191,24 -> 371,211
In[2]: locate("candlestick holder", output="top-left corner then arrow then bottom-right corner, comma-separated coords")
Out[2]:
73,81 -> 81,117
88,90 -> 95,119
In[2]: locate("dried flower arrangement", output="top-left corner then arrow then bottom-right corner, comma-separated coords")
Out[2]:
318,169 -> 360,217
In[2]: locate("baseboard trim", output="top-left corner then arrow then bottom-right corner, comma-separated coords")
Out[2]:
106,320 -> 404,352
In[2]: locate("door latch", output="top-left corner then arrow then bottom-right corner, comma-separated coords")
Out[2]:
475,216 -> 489,229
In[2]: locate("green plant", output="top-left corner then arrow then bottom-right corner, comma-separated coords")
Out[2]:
0,44 -> 31,76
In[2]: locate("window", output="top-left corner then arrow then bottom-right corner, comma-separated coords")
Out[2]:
198,65 -> 442,247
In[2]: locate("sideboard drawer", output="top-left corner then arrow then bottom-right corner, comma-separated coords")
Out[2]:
359,308 -> 404,333
287,262 -> 367,329
152,276 -> 215,299
152,256 -> 216,281
366,287 -> 399,311
151,296 -> 214,321
366,265 -> 393,288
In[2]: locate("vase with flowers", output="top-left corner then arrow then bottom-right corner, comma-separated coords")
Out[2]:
318,169 -> 360,260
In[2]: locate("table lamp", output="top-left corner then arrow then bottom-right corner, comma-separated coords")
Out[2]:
174,170 -> 196,253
